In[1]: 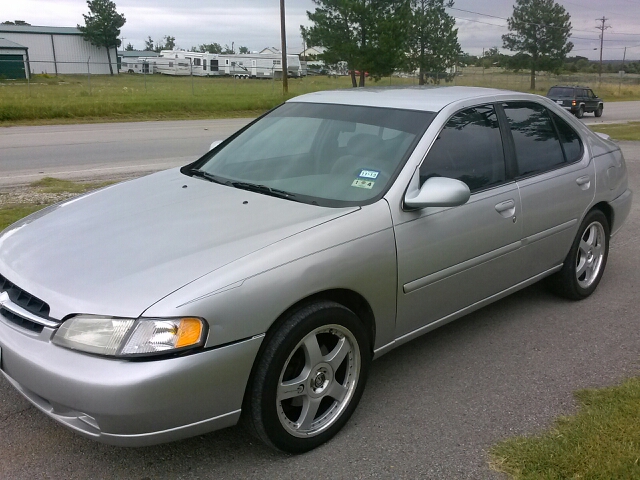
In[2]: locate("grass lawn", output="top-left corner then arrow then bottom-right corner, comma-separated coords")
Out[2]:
1,69 -> 639,125
589,122 -> 640,141
0,204 -> 47,231
491,378 -> 640,480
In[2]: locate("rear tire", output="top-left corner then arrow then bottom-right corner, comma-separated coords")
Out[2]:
244,301 -> 371,453
575,106 -> 584,119
548,210 -> 609,300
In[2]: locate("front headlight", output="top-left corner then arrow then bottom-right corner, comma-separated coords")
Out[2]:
52,315 -> 206,357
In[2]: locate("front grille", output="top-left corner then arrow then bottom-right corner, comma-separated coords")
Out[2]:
0,306 -> 43,333
0,273 -> 52,333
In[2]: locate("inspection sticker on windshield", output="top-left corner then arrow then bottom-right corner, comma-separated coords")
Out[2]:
359,169 -> 380,179
352,179 -> 375,189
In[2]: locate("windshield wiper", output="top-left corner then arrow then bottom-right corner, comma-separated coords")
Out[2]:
189,169 -> 229,185
230,181 -> 298,200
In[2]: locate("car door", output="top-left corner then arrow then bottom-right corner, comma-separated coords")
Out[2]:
502,101 -> 595,276
394,104 -> 524,339
587,89 -> 599,111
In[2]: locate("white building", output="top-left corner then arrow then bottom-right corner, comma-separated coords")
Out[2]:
0,24 -> 117,75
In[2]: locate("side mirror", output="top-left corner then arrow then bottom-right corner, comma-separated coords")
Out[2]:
209,139 -> 223,151
404,177 -> 470,209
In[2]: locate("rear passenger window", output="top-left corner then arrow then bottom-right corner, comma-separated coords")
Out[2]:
550,112 -> 583,163
420,105 -> 505,192
503,102 -> 565,177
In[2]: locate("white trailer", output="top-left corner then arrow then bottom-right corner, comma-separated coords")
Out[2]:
142,50 -> 306,79
119,58 -> 155,74
217,53 -> 305,79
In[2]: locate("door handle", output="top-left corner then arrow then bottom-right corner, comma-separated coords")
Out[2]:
495,199 -> 516,218
576,175 -> 591,190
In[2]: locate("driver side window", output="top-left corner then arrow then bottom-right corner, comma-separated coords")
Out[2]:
420,105 -> 506,192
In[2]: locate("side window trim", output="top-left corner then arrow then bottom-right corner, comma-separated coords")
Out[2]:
502,100 -> 567,180
494,102 -> 518,180
418,103 -> 510,195
548,109 -> 585,165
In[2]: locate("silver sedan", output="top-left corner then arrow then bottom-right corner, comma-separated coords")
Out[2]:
0,87 -> 632,453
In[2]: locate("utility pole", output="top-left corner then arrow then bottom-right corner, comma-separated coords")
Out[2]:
280,0 -> 288,94
596,16 -> 611,82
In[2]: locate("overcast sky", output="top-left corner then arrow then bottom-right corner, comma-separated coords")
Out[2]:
1,0 -> 639,60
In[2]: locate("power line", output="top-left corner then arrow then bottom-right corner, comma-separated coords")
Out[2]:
446,6 -> 640,36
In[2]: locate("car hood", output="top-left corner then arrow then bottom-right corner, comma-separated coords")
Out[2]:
0,169 -> 357,319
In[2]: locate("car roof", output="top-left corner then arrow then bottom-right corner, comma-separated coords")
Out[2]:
288,86 -> 520,112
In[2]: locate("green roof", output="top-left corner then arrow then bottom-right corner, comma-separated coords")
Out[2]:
0,37 -> 28,49
0,25 -> 81,35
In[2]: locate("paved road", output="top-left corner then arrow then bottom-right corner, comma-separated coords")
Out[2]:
0,101 -> 638,188
0,144 -> 638,478
0,119 -> 252,188
582,100 -> 638,126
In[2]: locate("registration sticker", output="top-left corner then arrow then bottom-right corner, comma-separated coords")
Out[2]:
352,179 -> 375,189
359,169 -> 380,179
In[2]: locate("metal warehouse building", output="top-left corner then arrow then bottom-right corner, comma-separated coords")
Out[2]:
0,25 -> 117,75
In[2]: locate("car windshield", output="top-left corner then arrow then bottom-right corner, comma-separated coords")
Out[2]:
548,87 -> 574,97
191,102 -> 435,207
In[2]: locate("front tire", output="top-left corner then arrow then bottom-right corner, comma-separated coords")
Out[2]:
244,301 -> 371,453
595,105 -> 603,117
549,210 -> 609,300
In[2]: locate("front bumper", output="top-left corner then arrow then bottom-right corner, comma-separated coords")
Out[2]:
0,316 -> 263,446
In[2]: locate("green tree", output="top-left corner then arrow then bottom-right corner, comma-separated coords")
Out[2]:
144,36 -> 154,51
222,44 -> 235,54
307,0 -> 410,87
198,43 -> 223,54
238,46 -> 250,54
404,0 -> 460,85
2,20 -> 31,25
124,42 -> 134,51
77,0 -> 126,75
502,0 -> 572,90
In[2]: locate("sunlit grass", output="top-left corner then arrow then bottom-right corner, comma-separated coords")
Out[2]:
589,122 -> 640,141
0,69 -> 638,125
490,378 -> 640,480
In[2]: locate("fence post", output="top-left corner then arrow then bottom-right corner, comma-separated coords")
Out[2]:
143,60 -> 147,93
87,56 -> 91,96
190,58 -> 194,96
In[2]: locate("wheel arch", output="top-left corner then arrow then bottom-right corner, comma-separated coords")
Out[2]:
590,201 -> 613,231
264,289 -> 377,356
240,288 -> 376,424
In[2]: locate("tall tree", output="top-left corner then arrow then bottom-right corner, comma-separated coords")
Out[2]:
124,42 -> 134,51
77,0 -> 126,75
144,36 -> 154,51
198,43 -> 223,54
307,0 -> 410,87
502,0 -> 572,90
404,0 -> 460,85
238,46 -> 250,54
